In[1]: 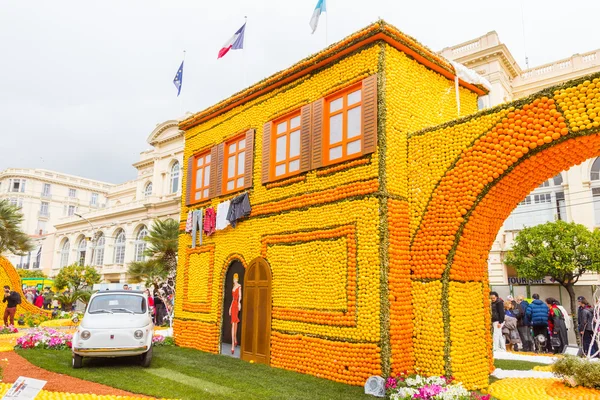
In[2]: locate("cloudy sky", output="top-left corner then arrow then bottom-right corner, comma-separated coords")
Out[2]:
1,0 -> 599,183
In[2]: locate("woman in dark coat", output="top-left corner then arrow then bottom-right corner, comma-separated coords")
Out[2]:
546,297 -> 568,354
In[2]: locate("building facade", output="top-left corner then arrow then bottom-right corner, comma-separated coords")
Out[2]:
0,168 -> 113,272
51,120 -> 184,282
443,31 -> 600,301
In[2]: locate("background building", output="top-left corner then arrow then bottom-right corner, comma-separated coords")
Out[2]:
443,31 -> 600,301
0,168 -> 113,272
51,119 -> 184,282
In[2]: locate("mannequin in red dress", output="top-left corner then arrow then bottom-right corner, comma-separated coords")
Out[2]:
228,273 -> 242,354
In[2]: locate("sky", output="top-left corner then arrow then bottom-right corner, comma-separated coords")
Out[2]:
1,0 -> 599,183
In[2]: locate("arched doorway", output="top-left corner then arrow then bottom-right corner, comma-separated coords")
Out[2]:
221,260 -> 245,358
241,257 -> 272,365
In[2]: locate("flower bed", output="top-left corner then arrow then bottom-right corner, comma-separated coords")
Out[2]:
152,335 -> 175,346
16,312 -> 51,327
386,374 -> 490,400
15,327 -> 72,350
0,326 -> 18,335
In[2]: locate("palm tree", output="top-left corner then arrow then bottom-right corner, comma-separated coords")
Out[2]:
127,218 -> 179,288
0,199 -> 33,256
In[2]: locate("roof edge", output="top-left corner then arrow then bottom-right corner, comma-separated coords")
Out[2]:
180,20 -> 488,131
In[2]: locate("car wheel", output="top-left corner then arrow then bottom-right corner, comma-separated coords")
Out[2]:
72,353 -> 83,369
141,346 -> 153,368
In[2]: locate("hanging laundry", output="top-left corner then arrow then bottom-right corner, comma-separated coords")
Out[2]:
204,207 -> 216,236
216,200 -> 231,231
185,211 -> 193,233
227,192 -> 251,228
191,209 -> 203,248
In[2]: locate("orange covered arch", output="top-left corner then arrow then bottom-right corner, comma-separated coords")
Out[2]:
398,73 -> 600,389
0,257 -> 52,317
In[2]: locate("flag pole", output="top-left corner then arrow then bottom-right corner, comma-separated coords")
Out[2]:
243,16 -> 247,88
325,4 -> 328,46
180,50 -> 186,116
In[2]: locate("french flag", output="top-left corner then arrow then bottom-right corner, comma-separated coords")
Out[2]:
218,23 -> 246,59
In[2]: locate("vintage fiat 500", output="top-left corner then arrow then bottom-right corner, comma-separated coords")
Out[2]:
72,290 -> 154,368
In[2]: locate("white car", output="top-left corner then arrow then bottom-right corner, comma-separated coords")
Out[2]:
72,290 -> 154,368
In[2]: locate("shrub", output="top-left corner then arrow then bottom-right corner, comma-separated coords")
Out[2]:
553,355 -> 600,388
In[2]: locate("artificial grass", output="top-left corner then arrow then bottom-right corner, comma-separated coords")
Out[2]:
16,346 -> 373,400
493,358 -> 546,371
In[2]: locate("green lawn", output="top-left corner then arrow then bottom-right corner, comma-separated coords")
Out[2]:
493,359 -> 546,371
17,347 -> 373,400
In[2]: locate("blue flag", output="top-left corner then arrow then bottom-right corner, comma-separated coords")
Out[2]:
310,0 -> 326,34
173,61 -> 184,97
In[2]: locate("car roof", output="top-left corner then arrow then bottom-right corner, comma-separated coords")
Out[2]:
93,290 -> 145,295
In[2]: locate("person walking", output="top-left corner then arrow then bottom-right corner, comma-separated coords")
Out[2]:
546,297 -> 569,354
578,296 -> 598,357
34,290 -> 44,308
526,294 -> 549,352
3,285 -> 21,326
42,287 -> 53,310
516,295 -> 532,352
502,302 -> 522,351
24,288 -> 34,304
490,291 -> 506,351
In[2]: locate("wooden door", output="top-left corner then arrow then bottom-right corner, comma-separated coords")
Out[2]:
241,258 -> 272,365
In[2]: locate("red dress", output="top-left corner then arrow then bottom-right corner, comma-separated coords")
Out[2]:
231,286 -> 240,323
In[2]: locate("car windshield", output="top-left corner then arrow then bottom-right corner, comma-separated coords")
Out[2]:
88,294 -> 147,314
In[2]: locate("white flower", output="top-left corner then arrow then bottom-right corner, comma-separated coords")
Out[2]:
390,387 -> 419,399
435,384 -> 470,399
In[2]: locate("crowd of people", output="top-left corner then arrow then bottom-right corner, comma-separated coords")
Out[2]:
121,283 -> 171,326
491,291 -> 598,356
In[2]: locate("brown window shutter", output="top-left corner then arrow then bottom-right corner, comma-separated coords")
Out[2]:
185,156 -> 194,206
208,146 -> 220,199
214,143 -> 225,197
244,129 -> 255,189
261,122 -> 272,184
361,74 -> 378,155
299,104 -> 312,172
311,98 -> 324,169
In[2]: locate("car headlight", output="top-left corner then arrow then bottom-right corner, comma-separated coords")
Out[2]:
81,330 -> 91,340
134,330 -> 144,339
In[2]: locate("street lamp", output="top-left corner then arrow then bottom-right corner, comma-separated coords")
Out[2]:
74,213 -> 97,267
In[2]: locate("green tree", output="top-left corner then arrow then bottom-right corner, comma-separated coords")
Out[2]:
504,220 -> 600,320
53,264 -> 101,290
18,269 -> 47,278
127,218 -> 179,289
54,289 -> 91,311
0,199 -> 33,256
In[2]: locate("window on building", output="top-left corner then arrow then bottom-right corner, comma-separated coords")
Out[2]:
36,220 -> 47,235
593,187 -> 600,226
42,183 -> 51,197
325,84 -> 363,164
592,158 -> 600,181
144,182 -> 153,197
77,238 -> 87,266
9,198 -> 17,207
271,112 -> 302,179
556,192 -> 566,221
553,173 -> 564,186
224,136 -> 246,193
10,179 -> 26,193
114,230 -> 126,265
534,193 -> 552,204
170,162 -> 180,194
519,196 -> 532,206
134,227 -> 149,262
68,188 -> 77,198
68,205 -> 75,216
190,153 -> 211,202
94,233 -> 105,266
539,180 -> 550,188
40,202 -> 49,216
91,193 -> 98,206
60,239 -> 70,268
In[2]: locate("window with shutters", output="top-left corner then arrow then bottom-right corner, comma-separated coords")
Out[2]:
223,135 -> 247,193
190,152 -> 212,202
271,111 -> 302,179
324,83 -> 363,164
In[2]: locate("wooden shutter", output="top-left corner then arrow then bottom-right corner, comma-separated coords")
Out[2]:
214,143 -> 225,198
362,74 -> 378,155
185,156 -> 194,206
208,146 -> 220,199
299,104 -> 312,172
244,129 -> 255,189
261,123 -> 272,184
311,98 -> 325,169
